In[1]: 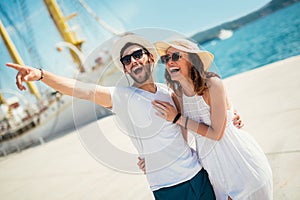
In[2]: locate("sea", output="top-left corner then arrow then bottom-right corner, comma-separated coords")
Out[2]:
199,2 -> 300,79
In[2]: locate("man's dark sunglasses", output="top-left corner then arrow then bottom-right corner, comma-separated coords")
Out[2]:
120,49 -> 148,66
160,52 -> 182,64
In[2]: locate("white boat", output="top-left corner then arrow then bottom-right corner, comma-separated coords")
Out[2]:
0,0 -> 120,156
0,91 -> 111,156
218,29 -> 233,40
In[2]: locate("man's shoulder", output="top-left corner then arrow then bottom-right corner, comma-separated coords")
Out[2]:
156,82 -> 167,90
110,85 -> 134,94
156,82 -> 173,93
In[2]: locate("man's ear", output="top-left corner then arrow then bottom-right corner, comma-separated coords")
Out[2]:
149,53 -> 155,63
123,66 -> 128,74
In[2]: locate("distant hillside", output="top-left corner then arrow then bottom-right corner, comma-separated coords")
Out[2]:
191,0 -> 300,44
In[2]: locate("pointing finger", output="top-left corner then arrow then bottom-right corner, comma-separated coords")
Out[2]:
6,63 -> 25,71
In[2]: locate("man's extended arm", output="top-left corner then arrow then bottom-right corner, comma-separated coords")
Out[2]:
6,63 -> 112,108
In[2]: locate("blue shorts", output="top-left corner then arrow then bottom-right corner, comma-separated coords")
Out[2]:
153,168 -> 215,200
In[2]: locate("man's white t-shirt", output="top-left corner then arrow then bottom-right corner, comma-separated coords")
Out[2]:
109,83 -> 201,191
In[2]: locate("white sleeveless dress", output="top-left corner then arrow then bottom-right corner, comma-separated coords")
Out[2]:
183,93 -> 273,200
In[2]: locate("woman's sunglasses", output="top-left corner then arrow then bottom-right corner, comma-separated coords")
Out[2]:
160,52 -> 182,64
120,49 -> 148,66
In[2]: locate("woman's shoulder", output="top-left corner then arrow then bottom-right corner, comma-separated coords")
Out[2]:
206,76 -> 224,89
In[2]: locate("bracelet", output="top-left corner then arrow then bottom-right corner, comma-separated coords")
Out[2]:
184,116 -> 189,129
37,68 -> 44,81
172,113 -> 181,124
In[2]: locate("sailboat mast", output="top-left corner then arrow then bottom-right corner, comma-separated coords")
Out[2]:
0,93 -> 6,104
0,19 -> 41,100
44,0 -> 85,72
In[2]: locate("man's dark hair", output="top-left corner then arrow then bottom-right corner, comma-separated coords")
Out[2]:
120,42 -> 149,58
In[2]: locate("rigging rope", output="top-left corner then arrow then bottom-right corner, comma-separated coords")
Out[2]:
0,5 -> 29,54
78,0 -> 120,35
19,0 -> 44,68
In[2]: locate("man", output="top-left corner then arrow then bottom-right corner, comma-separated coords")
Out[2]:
7,33 -> 241,199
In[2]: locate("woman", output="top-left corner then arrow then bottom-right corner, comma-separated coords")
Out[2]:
151,39 -> 273,200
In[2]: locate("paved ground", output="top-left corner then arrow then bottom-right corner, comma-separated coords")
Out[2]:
0,56 -> 299,200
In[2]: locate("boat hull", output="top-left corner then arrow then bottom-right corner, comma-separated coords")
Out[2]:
0,95 -> 111,156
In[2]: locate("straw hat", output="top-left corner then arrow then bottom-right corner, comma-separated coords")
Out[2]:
111,33 -> 158,71
155,39 -> 214,71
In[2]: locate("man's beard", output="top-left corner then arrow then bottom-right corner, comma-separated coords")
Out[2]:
129,63 -> 152,84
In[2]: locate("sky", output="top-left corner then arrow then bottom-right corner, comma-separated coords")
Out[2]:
89,0 -> 271,35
